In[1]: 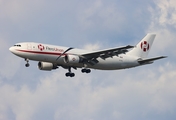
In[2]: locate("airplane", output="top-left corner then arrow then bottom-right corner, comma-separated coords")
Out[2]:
9,33 -> 167,77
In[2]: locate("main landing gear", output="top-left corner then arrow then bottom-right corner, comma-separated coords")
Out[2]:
81,64 -> 91,73
65,67 -> 75,77
81,69 -> 91,73
25,58 -> 30,67
65,67 -> 91,77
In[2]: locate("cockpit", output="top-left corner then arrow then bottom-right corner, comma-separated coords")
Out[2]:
14,44 -> 21,47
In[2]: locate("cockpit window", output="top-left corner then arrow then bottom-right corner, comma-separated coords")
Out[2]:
14,44 -> 21,47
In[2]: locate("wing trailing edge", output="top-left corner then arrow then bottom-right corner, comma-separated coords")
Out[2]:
80,45 -> 134,65
81,45 -> 134,59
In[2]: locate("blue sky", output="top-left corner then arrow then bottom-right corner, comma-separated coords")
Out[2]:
0,0 -> 176,120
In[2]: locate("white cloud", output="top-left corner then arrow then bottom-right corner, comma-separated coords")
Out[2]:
1,63 -> 176,120
83,43 -> 101,51
149,64 -> 176,113
147,0 -> 176,56
156,0 -> 176,27
77,0 -> 125,31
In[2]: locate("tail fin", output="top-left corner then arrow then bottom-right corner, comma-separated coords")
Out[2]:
127,33 -> 156,58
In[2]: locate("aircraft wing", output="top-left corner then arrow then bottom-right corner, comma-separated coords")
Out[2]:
138,56 -> 167,65
80,45 -> 134,65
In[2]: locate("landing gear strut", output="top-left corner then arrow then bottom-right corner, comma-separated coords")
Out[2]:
25,58 -> 30,67
65,67 -> 75,77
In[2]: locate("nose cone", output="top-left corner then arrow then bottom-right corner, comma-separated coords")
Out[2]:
9,47 -> 15,53
9,47 -> 12,52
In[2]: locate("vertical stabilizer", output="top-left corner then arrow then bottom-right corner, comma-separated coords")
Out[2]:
127,33 -> 156,58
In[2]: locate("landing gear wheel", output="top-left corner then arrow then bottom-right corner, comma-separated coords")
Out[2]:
65,72 -> 75,77
65,72 -> 70,77
82,69 -> 91,73
70,73 -> 75,77
81,69 -> 86,73
25,58 -> 30,67
25,63 -> 30,67
65,67 -> 76,77
86,69 -> 91,73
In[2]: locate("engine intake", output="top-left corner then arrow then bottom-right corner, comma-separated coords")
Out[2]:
64,55 -> 82,64
38,62 -> 58,71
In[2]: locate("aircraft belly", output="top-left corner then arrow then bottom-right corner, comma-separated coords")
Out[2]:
89,56 -> 139,70
90,57 -> 123,70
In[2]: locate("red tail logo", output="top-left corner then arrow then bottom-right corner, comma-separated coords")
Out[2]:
38,44 -> 45,51
141,41 -> 149,52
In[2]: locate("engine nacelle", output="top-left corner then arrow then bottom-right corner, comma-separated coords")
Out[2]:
38,62 -> 58,71
64,55 -> 82,64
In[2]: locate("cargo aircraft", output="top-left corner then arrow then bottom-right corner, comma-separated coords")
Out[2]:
9,33 -> 166,77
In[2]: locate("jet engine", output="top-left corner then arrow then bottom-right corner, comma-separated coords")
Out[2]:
38,62 -> 58,71
64,55 -> 83,64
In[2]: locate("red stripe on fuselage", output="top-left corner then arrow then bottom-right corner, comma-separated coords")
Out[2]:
16,49 -> 66,56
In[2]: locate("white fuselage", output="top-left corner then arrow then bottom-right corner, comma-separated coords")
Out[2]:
9,42 -> 140,70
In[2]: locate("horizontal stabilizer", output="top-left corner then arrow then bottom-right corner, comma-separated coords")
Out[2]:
138,56 -> 167,64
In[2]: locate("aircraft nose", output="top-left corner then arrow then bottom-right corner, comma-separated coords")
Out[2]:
9,47 -> 14,53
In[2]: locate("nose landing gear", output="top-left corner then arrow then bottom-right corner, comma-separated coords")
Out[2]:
25,58 -> 30,67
